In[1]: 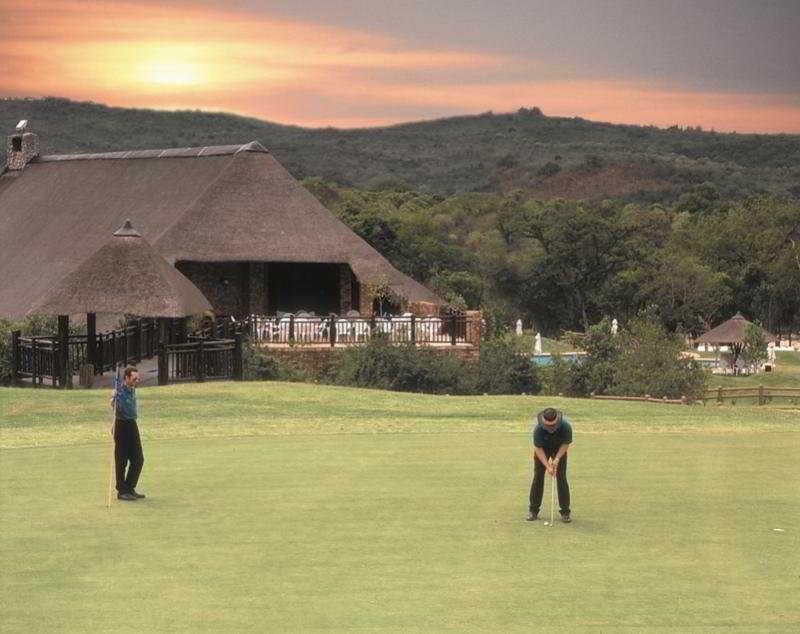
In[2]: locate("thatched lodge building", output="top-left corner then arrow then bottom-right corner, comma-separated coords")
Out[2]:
0,123 -> 442,322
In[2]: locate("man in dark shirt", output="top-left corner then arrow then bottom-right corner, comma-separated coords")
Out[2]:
113,365 -> 145,501
527,407 -> 572,522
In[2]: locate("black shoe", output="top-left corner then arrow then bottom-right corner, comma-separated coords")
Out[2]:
117,492 -> 137,501
526,512 -> 539,521
130,490 -> 146,499
561,513 -> 572,523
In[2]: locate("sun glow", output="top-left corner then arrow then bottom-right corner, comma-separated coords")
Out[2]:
139,59 -> 201,86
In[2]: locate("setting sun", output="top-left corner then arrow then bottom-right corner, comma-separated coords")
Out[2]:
138,59 -> 201,86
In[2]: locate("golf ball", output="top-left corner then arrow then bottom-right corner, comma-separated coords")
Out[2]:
543,521 -> 550,526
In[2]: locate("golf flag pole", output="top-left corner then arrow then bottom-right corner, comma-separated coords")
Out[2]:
106,365 -> 120,508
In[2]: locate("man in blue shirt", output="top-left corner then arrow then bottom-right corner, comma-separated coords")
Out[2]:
113,365 -> 145,501
527,407 -> 572,522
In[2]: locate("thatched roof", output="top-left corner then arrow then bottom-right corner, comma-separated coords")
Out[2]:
27,220 -> 213,318
695,313 -> 777,345
0,141 -> 441,319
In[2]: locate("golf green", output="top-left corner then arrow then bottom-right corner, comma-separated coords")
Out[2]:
1,383 -> 798,631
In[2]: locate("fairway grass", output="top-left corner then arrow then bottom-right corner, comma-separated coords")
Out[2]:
1,383 -> 799,632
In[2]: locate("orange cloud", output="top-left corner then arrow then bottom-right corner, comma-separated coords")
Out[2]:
2,1 -> 799,133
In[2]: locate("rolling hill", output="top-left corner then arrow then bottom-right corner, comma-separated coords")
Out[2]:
2,97 -> 799,201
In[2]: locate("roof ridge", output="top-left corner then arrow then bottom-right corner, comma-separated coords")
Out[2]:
34,141 -> 268,163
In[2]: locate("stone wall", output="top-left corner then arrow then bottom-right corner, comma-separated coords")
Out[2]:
177,261 -> 269,317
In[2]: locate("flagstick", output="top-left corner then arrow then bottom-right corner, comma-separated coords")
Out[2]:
106,366 -> 118,509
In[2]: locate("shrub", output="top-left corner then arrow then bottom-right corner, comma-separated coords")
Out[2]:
611,316 -> 706,400
539,354 -> 587,397
474,337 -> 540,394
242,341 -> 310,382
580,318 -> 622,395
537,161 -> 561,177
0,317 -> 15,385
333,336 -> 470,394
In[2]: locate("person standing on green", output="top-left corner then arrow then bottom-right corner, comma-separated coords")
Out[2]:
113,365 -> 146,501
527,407 -> 572,522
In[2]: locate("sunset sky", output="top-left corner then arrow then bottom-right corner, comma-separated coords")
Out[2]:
2,0 -> 799,132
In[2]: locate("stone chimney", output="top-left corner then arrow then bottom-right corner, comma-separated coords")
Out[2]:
7,120 -> 39,170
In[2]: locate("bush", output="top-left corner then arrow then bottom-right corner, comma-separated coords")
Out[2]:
580,318 -> 623,395
0,317 -> 15,385
242,341 -> 310,382
333,336 -> 470,394
611,316 -> 706,399
539,354 -> 587,397
537,161 -> 561,177
474,337 -> 540,394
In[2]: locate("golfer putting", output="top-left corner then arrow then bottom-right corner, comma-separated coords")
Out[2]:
527,407 -> 572,523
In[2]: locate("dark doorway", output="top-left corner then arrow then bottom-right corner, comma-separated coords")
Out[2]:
269,263 -> 340,315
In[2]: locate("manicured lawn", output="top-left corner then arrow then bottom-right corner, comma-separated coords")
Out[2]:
1,383 -> 799,631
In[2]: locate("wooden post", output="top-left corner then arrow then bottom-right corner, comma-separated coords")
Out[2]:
58,314 -> 70,389
32,338 -> 39,387
11,330 -> 20,386
369,315 -> 376,341
157,343 -> 168,386
717,386 -> 723,404
111,329 -> 117,369
197,338 -> 205,382
137,318 -> 144,362
758,384 -> 764,406
449,315 -> 457,346
233,333 -> 243,380
86,312 -> 97,371
410,314 -> 416,345
289,315 -> 295,344
330,317 -> 337,347
158,318 -> 167,348
123,321 -> 130,366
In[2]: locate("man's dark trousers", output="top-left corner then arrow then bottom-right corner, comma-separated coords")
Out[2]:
529,452 -> 570,515
114,418 -> 144,494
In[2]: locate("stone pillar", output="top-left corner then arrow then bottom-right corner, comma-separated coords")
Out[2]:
358,284 -> 374,317
339,265 -> 352,314
6,131 -> 39,171
465,310 -> 482,347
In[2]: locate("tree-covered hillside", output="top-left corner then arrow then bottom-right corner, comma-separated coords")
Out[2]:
2,97 -> 799,201
305,179 -> 800,338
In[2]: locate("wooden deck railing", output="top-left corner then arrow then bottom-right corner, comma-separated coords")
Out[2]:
246,314 -> 478,346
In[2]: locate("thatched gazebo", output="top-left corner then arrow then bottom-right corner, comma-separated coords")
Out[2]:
28,220 -> 213,386
695,312 -> 776,370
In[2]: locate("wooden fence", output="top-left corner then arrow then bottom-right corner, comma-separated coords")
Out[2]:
157,336 -> 243,385
589,393 -> 689,405
701,386 -> 800,405
11,319 -> 159,387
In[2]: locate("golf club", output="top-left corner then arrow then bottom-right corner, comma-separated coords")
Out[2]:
550,462 -> 556,526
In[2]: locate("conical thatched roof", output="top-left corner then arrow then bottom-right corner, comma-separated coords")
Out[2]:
695,313 -> 777,345
27,220 -> 213,318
